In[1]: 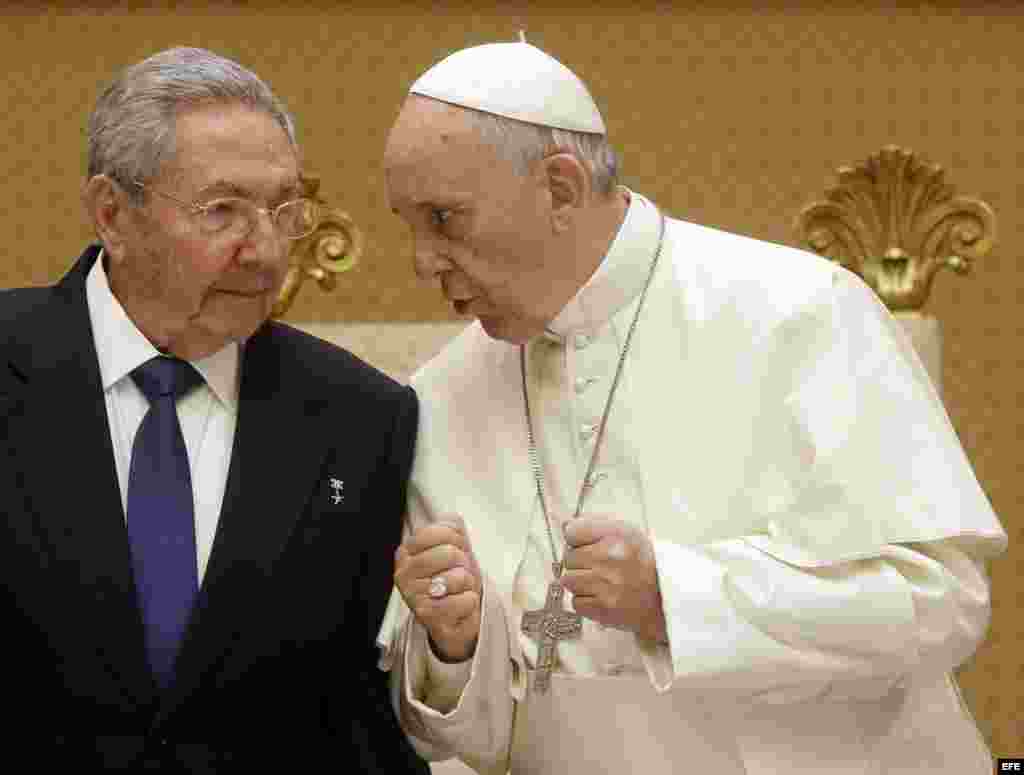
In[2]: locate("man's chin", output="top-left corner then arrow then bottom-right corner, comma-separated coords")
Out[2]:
174,309 -> 269,358
214,288 -> 275,304
206,289 -> 276,319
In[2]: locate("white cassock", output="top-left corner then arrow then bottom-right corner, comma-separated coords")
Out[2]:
377,190 -> 1007,774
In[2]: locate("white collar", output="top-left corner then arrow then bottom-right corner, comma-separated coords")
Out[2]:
86,251 -> 241,409
543,188 -> 662,342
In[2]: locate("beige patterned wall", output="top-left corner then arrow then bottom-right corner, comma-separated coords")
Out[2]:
2,1 -> 1020,755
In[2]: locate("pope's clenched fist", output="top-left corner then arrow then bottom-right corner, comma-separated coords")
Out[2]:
394,516 -> 483,663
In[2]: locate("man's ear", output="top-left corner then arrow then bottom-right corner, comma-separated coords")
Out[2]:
542,153 -> 589,233
82,175 -> 134,265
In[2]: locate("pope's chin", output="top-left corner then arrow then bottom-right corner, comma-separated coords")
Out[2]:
477,314 -> 540,345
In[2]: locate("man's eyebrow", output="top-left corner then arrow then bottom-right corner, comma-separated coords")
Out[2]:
413,194 -> 461,207
196,179 -> 303,200
195,179 -> 249,198
388,195 -> 426,211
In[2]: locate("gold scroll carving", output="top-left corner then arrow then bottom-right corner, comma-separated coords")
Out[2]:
272,172 -> 363,318
793,145 -> 996,310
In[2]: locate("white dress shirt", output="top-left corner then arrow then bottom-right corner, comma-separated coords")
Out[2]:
86,253 -> 240,582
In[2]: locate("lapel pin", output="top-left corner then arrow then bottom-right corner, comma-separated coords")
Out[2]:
329,478 -> 345,505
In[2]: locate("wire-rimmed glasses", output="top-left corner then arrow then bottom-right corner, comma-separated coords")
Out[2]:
133,181 -> 321,240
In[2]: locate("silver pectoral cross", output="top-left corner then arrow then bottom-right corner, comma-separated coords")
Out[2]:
520,563 -> 583,694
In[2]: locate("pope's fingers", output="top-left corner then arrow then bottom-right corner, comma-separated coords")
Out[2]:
563,542 -> 608,571
421,565 -> 478,600
570,595 -> 632,632
411,590 -> 481,627
562,545 -> 582,571
399,540 -> 471,577
568,593 -> 600,619
562,515 -> 629,549
560,568 -> 598,597
403,521 -> 471,556
395,540 -> 483,601
604,539 -> 629,561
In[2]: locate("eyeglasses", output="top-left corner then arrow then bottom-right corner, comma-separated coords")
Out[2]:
133,181 -> 321,240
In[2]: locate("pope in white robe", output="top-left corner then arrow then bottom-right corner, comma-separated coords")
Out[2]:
376,40 -> 1007,775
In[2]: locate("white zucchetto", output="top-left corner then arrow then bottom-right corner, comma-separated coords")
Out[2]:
409,41 -> 607,135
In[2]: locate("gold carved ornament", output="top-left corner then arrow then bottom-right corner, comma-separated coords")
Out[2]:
271,172 -> 364,318
793,145 -> 996,311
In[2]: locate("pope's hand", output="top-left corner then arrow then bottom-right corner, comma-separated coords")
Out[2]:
395,516 -> 483,663
561,515 -> 668,644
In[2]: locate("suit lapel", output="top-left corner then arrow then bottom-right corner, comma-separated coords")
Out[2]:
161,323 -> 333,715
5,246 -> 156,702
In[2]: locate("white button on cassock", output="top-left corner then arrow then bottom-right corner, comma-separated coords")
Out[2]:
585,470 -> 607,488
574,333 -> 591,350
579,423 -> 597,442
574,376 -> 597,394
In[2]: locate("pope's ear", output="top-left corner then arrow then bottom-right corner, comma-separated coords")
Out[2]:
542,153 -> 589,231
82,175 -> 135,265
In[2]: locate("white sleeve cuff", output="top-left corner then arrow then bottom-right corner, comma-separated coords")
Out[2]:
636,632 -> 675,693
404,582 -> 491,719
423,635 -> 475,713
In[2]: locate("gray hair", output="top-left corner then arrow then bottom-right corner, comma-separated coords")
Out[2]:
460,108 -> 620,198
87,47 -> 297,202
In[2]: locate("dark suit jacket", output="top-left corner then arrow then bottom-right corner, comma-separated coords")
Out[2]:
0,245 -> 428,773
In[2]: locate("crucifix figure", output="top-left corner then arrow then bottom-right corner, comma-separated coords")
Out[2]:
520,563 -> 584,694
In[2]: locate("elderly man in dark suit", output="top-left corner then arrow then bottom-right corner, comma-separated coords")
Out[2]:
0,47 -> 427,773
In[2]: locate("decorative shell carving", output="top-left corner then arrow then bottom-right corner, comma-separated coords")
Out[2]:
272,172 -> 364,318
794,145 -> 996,310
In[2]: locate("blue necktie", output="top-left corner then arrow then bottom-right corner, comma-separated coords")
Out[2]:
126,356 -> 203,689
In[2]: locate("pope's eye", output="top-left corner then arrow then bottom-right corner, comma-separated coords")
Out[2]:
431,209 -> 452,226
